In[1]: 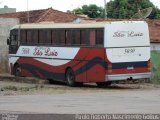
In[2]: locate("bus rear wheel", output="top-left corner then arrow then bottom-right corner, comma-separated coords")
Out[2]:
14,64 -> 22,77
96,81 -> 112,88
66,68 -> 77,87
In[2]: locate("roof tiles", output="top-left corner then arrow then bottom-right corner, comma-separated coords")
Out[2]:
0,8 -> 78,23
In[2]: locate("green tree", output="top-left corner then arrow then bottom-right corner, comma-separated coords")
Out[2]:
72,8 -> 83,15
72,0 -> 160,19
106,0 -> 160,19
72,4 -> 104,18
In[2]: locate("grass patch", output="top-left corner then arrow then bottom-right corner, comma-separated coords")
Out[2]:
151,51 -> 160,84
150,79 -> 160,84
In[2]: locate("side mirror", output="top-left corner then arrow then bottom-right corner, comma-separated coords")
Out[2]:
7,37 -> 10,45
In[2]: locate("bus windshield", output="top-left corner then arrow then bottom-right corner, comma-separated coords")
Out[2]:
10,35 -> 18,46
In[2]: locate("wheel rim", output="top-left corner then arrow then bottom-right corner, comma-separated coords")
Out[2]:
67,72 -> 74,84
66,68 -> 76,87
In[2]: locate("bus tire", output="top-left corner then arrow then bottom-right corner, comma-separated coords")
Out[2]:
14,64 -> 22,77
96,81 -> 112,88
66,68 -> 76,87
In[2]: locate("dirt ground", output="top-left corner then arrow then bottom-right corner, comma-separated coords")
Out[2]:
0,74 -> 160,96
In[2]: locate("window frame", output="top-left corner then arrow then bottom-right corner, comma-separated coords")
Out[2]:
17,28 -> 104,47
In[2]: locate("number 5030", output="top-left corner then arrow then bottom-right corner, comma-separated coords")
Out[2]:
125,48 -> 135,54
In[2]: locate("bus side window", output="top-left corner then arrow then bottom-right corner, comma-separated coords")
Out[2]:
46,30 -> 52,44
26,30 -> 32,44
89,30 -> 96,46
20,30 -> 27,44
52,30 -> 60,45
39,30 -> 46,44
66,30 -> 72,45
33,30 -> 38,44
81,29 -> 89,46
96,29 -> 104,46
59,30 -> 65,45
73,30 -> 80,45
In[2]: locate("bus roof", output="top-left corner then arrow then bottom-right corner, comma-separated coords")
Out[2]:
11,23 -> 107,29
11,21 -> 146,30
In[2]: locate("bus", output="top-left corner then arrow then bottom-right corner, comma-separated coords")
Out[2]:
7,21 -> 151,87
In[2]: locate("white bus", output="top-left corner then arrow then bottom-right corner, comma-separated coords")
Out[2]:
7,21 -> 151,87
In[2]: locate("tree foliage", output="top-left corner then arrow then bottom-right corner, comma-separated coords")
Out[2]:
106,0 -> 160,19
72,4 -> 104,18
71,0 -> 160,19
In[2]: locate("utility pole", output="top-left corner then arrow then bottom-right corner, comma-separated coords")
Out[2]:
104,0 -> 107,19
27,0 -> 30,23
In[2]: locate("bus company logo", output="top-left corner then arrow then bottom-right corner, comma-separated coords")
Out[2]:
113,31 -> 143,38
33,47 -> 58,57
22,48 -> 30,54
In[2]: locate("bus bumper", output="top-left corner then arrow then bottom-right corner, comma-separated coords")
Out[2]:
106,72 -> 151,81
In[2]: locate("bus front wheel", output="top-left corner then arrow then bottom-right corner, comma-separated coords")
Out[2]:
96,81 -> 112,88
14,64 -> 22,77
66,68 -> 76,87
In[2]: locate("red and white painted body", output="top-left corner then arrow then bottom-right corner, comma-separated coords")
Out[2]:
8,21 -> 151,84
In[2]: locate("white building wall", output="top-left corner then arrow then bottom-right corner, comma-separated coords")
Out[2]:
0,18 -> 19,73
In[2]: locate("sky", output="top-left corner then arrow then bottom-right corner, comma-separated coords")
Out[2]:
0,0 -> 160,12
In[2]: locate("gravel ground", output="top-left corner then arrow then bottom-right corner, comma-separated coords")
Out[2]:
0,77 -> 160,96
